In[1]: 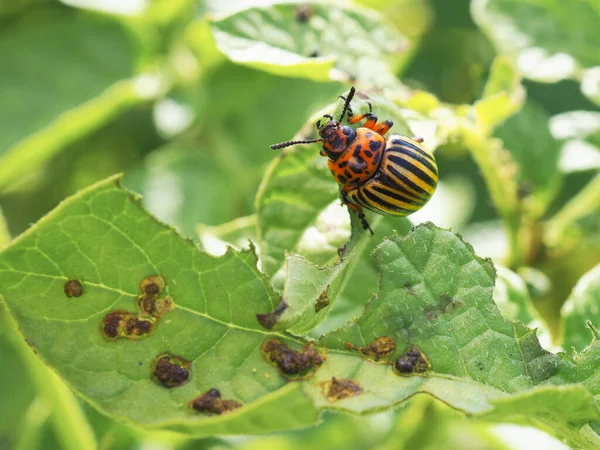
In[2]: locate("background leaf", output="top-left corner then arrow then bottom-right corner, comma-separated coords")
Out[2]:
0,8 -> 146,192
210,1 -> 408,86
562,264 -> 600,352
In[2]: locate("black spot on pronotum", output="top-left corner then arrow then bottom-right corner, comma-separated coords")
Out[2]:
394,345 -> 430,375
262,339 -> 325,377
322,377 -> 362,402
364,150 -> 373,158
369,140 -> 382,152
152,353 -> 191,388
189,388 -> 242,415
256,301 -> 288,330
64,279 -> 84,298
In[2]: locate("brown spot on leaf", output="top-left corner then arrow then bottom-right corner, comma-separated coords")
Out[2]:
322,377 -> 362,402
262,339 -> 325,377
152,353 -> 191,388
394,345 -> 430,375
360,336 -> 396,362
140,275 -> 165,296
256,301 -> 288,330
189,388 -> 242,415
64,279 -> 84,298
315,289 -> 330,313
102,310 -> 153,340
295,4 -> 312,23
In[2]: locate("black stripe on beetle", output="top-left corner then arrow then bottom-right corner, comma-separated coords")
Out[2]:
371,184 -> 423,206
387,155 -> 437,189
388,145 -> 438,175
387,165 -> 431,197
363,188 -> 412,214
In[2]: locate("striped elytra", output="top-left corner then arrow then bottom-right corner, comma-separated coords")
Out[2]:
345,135 -> 438,216
269,86 -> 438,234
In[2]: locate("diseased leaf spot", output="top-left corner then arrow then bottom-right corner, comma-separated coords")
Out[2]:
152,353 -> 191,388
322,377 -> 362,402
256,301 -> 288,329
295,4 -> 313,23
394,345 -> 430,375
102,310 -> 153,340
315,289 -> 330,312
64,279 -> 83,298
136,275 -> 174,319
189,388 -> 242,415
262,339 -> 325,377
140,275 -> 165,296
359,336 -> 396,362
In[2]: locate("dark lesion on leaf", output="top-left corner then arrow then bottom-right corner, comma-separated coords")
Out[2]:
295,4 -> 313,23
394,345 -> 431,375
101,275 -> 174,341
315,289 -> 330,313
64,279 -> 84,297
262,339 -> 325,378
424,294 -> 464,320
256,300 -> 288,330
152,353 -> 191,388
322,377 -> 362,402
357,336 -> 397,362
189,388 -> 242,415
137,275 -> 174,319
102,310 -> 154,340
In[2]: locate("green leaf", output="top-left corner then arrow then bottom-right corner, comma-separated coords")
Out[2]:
494,101 -> 563,219
0,176 -> 318,436
210,1 -> 408,86
494,265 -> 536,326
472,0 -> 600,83
315,224 -> 600,448
0,9 -> 145,193
562,264 -> 600,352
474,56 -> 525,133
3,179 -> 599,446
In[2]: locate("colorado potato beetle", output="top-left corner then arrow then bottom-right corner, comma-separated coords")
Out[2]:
270,87 -> 438,234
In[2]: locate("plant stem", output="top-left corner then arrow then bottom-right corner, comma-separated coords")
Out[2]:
545,172 -> 600,246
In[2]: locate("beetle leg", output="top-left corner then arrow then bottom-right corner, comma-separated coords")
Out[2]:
374,120 -> 394,136
348,113 -> 377,130
341,187 -> 374,235
411,136 -> 424,143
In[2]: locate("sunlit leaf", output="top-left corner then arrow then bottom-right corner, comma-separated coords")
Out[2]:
210,1 -> 408,86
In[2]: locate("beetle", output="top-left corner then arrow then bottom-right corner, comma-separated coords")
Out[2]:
270,87 -> 438,234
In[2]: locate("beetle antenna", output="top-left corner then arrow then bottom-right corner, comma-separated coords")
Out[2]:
270,139 -> 323,150
338,86 -> 355,122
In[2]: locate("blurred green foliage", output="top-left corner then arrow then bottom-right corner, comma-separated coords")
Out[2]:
0,0 -> 599,449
